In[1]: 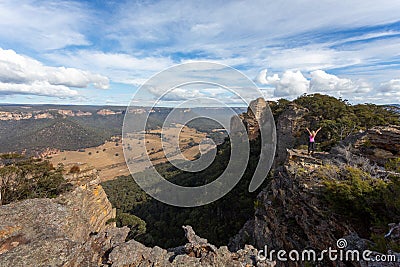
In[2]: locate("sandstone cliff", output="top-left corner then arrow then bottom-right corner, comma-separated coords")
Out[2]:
0,170 -> 116,266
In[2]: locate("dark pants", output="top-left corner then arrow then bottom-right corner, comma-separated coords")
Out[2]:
308,142 -> 315,154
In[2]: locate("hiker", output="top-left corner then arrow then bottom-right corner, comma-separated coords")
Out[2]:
306,127 -> 322,155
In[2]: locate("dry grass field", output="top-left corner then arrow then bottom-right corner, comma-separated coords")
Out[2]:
49,125 -> 215,181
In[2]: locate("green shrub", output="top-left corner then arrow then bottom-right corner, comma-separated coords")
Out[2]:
69,165 -> 80,173
116,212 -> 146,239
385,158 -> 400,172
1,157 -> 72,204
321,165 -> 400,243
370,233 -> 400,253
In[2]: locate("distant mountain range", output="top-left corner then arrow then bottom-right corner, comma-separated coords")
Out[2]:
384,104 -> 400,114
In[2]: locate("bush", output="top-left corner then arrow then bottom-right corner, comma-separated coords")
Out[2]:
370,231 -> 400,253
0,153 -> 23,159
69,165 -> 80,173
1,157 -> 72,204
321,165 -> 400,241
116,212 -> 146,239
385,158 -> 400,172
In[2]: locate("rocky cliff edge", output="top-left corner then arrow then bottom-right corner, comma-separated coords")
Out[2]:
0,170 -> 275,267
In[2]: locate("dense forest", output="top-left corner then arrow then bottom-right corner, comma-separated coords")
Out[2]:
102,137 -> 266,248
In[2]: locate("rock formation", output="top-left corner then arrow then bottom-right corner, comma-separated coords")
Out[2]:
230,146 -> 400,266
0,107 -> 122,121
97,109 -> 122,116
348,125 -> 400,164
274,103 -> 308,165
237,101 -> 310,166
0,170 -> 116,266
239,97 -> 268,140
229,102 -> 400,266
108,225 -> 275,267
0,111 -> 33,121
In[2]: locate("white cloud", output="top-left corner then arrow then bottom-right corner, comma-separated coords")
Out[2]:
310,70 -> 372,95
155,87 -> 204,101
330,30 -> 400,46
372,80 -> 400,103
379,79 -> 400,93
0,0 -> 90,50
256,69 -> 375,100
0,48 -> 109,97
257,69 -> 309,98
273,71 -> 309,97
110,0 -> 400,51
104,0 -> 400,72
375,79 -> 400,103
262,48 -> 353,72
255,69 -> 279,85
45,50 -> 174,86
0,81 -> 78,97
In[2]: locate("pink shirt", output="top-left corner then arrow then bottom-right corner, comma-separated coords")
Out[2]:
309,135 -> 315,142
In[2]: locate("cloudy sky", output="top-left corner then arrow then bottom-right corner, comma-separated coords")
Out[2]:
0,0 -> 400,106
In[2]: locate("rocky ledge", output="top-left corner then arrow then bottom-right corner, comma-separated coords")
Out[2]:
351,125 -> 400,164
0,171 -> 115,266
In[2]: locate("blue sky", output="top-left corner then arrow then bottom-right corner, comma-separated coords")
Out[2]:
0,0 -> 400,106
